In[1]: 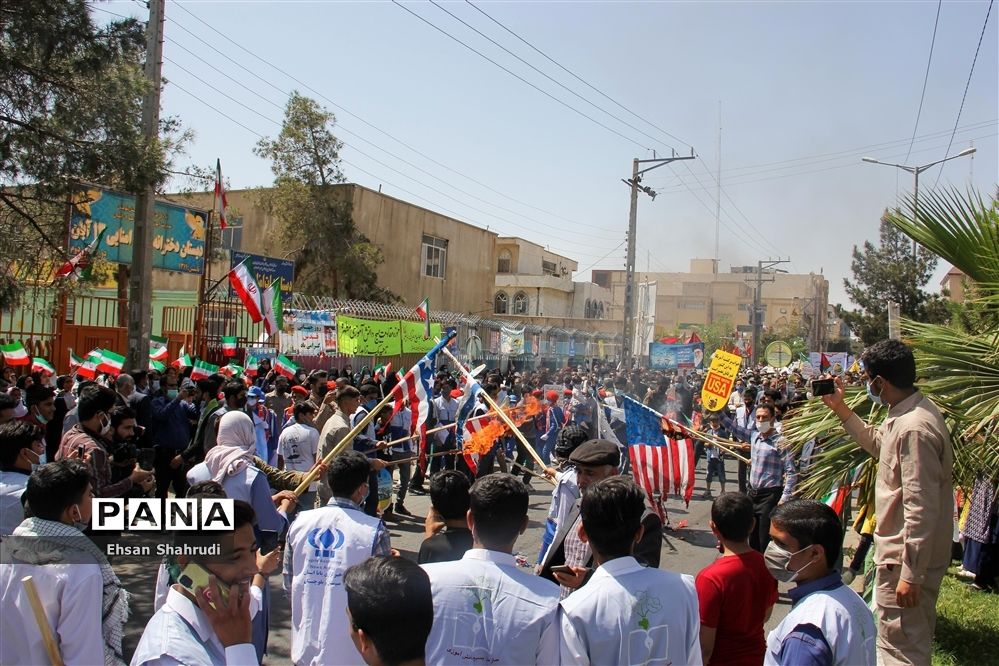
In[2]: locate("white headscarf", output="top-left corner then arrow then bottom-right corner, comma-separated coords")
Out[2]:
204,410 -> 256,483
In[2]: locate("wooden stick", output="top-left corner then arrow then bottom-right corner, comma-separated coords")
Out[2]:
385,449 -> 454,467
292,331 -> 458,496
438,344 -> 555,485
381,404 -> 522,448
639,401 -> 752,465
21,576 -> 63,666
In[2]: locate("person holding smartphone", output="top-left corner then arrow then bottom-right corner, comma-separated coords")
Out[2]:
132,499 -> 261,666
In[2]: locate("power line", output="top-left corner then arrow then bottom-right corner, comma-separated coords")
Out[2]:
162,31 -> 619,244
651,130 -> 998,194
162,42 -> 623,254
428,0 -> 679,152
933,0 -> 994,187
165,2 -> 620,234
390,0 -> 650,151
465,0 -> 693,150
664,119 -> 996,179
574,240 -> 626,276
904,0 -> 943,164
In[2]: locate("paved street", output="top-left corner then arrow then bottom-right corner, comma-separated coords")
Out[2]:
116,458 -> 794,663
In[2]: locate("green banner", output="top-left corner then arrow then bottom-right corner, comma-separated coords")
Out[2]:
336,316 -> 402,356
401,321 -> 444,354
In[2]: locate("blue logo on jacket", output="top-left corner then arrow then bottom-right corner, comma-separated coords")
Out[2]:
307,527 -> 345,557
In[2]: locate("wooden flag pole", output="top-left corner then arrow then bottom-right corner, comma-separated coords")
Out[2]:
437,344 -> 554,485
21,576 -> 63,666
292,331 -> 457,496
640,402 -> 751,465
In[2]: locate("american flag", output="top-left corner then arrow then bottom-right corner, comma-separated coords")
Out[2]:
623,396 -> 696,520
390,334 -> 452,471
455,379 -> 483,475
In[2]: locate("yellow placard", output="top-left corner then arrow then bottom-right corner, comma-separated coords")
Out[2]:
701,349 -> 743,412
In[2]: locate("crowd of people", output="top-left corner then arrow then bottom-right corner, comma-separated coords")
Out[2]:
0,338 -> 989,665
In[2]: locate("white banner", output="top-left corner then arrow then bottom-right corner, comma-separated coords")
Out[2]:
500,326 -> 525,355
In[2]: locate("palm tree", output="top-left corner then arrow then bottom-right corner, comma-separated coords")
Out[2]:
782,187 -> 999,500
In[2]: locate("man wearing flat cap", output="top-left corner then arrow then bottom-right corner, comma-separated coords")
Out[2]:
539,439 -> 662,597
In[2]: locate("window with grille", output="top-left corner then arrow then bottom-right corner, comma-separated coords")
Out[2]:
218,217 -> 243,251
494,292 -> 508,314
422,234 -> 448,278
513,292 -> 528,315
498,250 -> 512,274
542,260 -> 557,276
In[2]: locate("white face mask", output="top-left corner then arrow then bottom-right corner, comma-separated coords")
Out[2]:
99,414 -> 112,437
72,503 -> 88,532
764,541 -> 814,583
246,397 -> 258,408
757,420 -> 772,432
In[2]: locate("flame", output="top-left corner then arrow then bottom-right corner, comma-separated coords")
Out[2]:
462,396 -> 544,456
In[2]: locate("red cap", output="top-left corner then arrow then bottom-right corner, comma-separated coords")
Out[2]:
290,385 -> 309,397
546,390 -> 559,402
450,389 -> 463,399
531,389 -> 543,398
326,380 -> 338,390
562,388 -> 573,396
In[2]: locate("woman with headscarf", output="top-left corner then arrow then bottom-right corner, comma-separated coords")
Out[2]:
186,410 -> 294,534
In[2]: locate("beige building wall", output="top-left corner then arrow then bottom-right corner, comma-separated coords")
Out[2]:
493,237 -> 611,322
163,184 -> 498,315
593,259 -> 829,345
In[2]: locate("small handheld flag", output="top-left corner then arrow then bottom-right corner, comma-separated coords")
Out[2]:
274,355 -> 298,379
96,350 -> 125,376
31,358 -> 55,375
190,360 -> 220,381
56,228 -> 106,280
0,342 -> 29,366
415,298 -> 430,340
221,336 -> 238,358
149,335 -> 169,362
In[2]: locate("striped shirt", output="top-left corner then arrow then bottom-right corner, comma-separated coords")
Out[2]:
726,417 -> 798,502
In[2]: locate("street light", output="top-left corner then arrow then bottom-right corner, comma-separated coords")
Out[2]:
862,148 -> 977,256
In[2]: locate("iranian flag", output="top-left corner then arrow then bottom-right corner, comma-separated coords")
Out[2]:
221,336 -> 238,357
149,335 -> 169,361
214,158 -> 229,230
68,349 -> 84,371
190,360 -> 219,381
78,350 -> 102,379
262,278 -> 284,337
56,228 -> 106,280
0,342 -> 29,366
173,345 -> 191,369
244,355 -> 259,374
32,357 -> 55,375
415,297 -> 430,339
149,359 -> 166,372
228,258 -> 264,323
274,354 -> 298,379
97,350 -> 125,376
373,363 -> 392,382
220,363 -> 244,378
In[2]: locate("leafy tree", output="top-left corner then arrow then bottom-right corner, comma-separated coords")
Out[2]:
785,188 -> 999,503
0,0 -> 187,309
839,212 -> 948,345
254,92 -> 396,302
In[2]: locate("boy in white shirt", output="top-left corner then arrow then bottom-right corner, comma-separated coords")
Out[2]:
560,476 -> 702,666
279,401 -> 320,512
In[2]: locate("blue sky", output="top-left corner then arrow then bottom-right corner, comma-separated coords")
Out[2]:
103,1 -> 997,307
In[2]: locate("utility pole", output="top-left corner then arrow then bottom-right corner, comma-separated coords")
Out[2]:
622,149 -> 695,368
747,258 -> 790,366
127,0 -> 165,374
